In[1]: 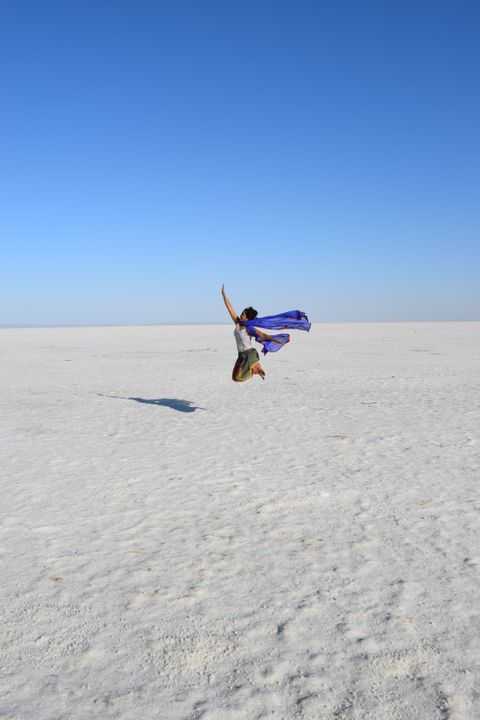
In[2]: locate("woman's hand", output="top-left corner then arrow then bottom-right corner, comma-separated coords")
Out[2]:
221,285 -> 238,323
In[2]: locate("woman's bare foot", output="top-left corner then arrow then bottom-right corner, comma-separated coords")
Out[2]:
253,363 -> 266,380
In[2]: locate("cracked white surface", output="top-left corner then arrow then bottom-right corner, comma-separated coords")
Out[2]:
1,322 -> 479,719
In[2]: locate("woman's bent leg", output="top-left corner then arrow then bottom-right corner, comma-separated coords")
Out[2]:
252,362 -> 266,379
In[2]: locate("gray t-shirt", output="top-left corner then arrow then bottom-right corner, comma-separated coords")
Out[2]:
234,325 -> 252,352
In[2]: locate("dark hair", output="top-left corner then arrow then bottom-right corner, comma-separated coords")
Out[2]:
243,307 -> 258,320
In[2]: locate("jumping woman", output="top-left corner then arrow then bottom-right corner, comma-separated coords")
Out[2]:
221,285 -> 311,383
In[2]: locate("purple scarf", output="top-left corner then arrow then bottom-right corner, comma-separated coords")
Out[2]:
244,310 -> 311,355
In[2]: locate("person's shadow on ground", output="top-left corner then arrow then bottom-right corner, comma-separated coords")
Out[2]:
97,394 -> 205,413
129,397 -> 204,413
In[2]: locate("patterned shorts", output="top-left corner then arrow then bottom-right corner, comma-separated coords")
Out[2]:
232,348 -> 260,382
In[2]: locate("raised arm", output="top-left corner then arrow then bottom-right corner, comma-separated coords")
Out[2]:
221,285 -> 239,324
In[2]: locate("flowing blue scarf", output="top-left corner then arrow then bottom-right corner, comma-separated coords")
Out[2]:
243,310 -> 311,354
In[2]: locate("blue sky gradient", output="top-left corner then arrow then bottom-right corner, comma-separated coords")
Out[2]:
2,2 -> 479,324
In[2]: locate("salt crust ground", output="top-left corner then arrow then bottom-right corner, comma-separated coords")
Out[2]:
1,322 -> 479,720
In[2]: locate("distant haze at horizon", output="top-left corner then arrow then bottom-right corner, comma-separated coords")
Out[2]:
1,319 -> 479,330
2,2 -> 479,325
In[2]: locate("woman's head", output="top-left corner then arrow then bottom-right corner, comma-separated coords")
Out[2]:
240,307 -> 258,321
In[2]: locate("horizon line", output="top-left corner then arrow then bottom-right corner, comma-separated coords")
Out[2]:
1,319 -> 479,330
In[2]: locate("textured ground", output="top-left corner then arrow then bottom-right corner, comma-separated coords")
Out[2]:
1,322 -> 479,719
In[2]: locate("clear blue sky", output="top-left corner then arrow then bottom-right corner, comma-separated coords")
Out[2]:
2,1 -> 479,324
